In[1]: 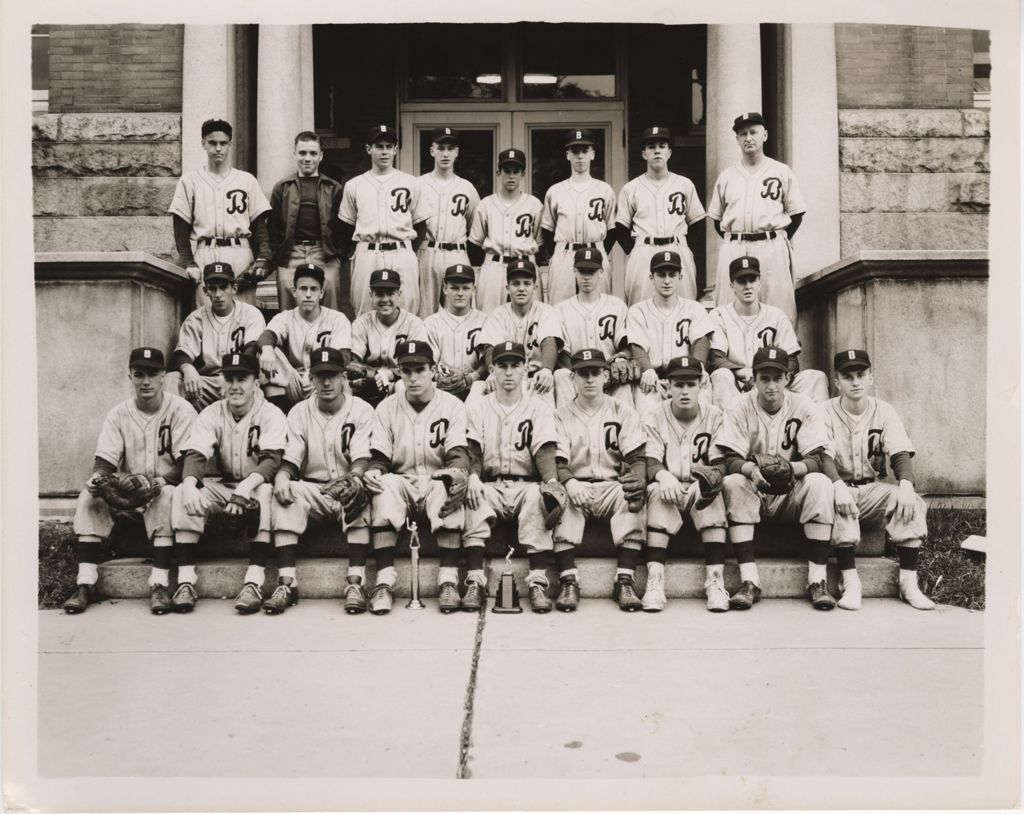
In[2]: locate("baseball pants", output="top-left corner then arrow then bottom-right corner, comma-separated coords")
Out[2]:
709,368 -> 829,410
645,482 -> 727,542
74,483 -> 175,541
462,480 -> 553,552
723,472 -> 835,537
171,479 -> 273,543
714,235 -> 797,324
350,243 -> 420,316
546,245 -> 611,305
475,256 -> 536,313
553,480 -> 645,549
831,481 -> 928,546
271,479 -> 370,540
262,348 -> 313,404
164,372 -> 223,410
371,473 -> 467,540
624,242 -> 698,306
554,369 -> 632,410
277,243 -> 342,311
194,244 -> 257,307
417,246 -> 472,319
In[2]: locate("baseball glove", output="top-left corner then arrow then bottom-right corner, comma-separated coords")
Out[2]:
432,467 -> 469,518
346,361 -> 387,403
608,356 -> 632,386
321,473 -> 369,524
538,481 -> 567,530
218,494 -> 261,539
94,473 -> 161,511
618,464 -> 646,513
435,366 -> 471,395
690,464 -> 724,510
751,453 -> 795,495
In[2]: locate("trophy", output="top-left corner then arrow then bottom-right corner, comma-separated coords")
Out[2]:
492,545 -> 522,614
405,518 -> 425,610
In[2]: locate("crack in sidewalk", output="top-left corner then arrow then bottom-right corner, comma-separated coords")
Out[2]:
456,603 -> 487,779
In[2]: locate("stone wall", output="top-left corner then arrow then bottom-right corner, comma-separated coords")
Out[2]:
33,113 -> 180,260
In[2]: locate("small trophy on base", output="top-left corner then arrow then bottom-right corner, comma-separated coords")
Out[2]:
492,545 -> 522,614
406,518 -> 425,610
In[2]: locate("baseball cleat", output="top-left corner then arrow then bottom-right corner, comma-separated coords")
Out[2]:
438,582 -> 462,613
233,582 -> 263,615
369,583 -> 393,615
807,580 -> 836,611
344,579 -> 368,614
63,585 -> 93,614
705,575 -> 732,612
555,576 -> 580,612
461,581 -> 486,612
150,584 -> 173,615
613,575 -> 643,612
642,564 -> 667,612
262,582 -> 298,615
728,580 -> 762,611
528,583 -> 553,613
171,582 -> 197,613
898,575 -> 935,610
837,572 -> 863,611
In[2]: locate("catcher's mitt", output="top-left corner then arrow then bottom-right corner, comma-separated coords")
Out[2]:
432,467 -> 469,517
618,464 -> 646,513
321,473 -> 369,524
218,494 -> 261,539
94,473 -> 161,511
751,453 -> 795,495
538,481 -> 567,530
690,464 -> 724,510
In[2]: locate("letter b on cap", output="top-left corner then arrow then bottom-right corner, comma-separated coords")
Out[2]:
848,350 -> 856,360
582,350 -> 593,360
768,349 -> 777,359
741,258 -> 749,269
232,354 -> 240,365
143,349 -> 152,359
215,264 -> 223,273
664,252 -> 670,261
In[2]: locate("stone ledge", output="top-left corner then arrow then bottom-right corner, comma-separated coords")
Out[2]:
33,142 -> 180,178
839,213 -> 989,255
796,249 -> 988,299
34,217 -> 177,258
840,138 -> 989,173
57,112 -> 181,142
840,173 -> 989,213
35,250 -> 187,286
839,109 -> 990,138
32,113 -> 60,142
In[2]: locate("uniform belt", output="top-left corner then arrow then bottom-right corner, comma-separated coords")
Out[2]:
490,253 -> 523,263
569,477 -> 604,483
642,237 -> 678,246
295,239 -> 321,246
366,240 -> 410,251
561,242 -> 598,250
199,236 -> 244,247
427,241 -> 467,251
844,478 -> 875,487
726,231 -> 782,242
483,474 -> 533,482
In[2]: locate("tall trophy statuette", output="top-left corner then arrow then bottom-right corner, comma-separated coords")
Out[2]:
406,518 -> 425,610
493,545 -> 522,614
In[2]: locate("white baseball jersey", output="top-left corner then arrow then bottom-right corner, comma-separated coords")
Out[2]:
540,178 -> 617,244
371,390 -> 469,475
555,396 -> 646,480
556,294 -> 628,356
466,392 -> 557,478
643,402 -> 724,483
708,302 -> 801,367
185,393 -> 288,481
717,390 -> 829,462
351,310 -> 428,367
94,394 -> 197,478
265,306 -> 353,370
469,194 -> 543,257
338,169 -> 425,241
424,308 -> 488,372
626,296 -> 716,369
284,395 -> 375,482
822,397 -> 915,483
615,173 -> 706,239
707,159 -> 806,233
168,168 -> 271,240
417,173 -> 480,244
479,301 -> 564,365
175,302 -> 267,374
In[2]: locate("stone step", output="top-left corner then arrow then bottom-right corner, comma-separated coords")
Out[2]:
98,557 -> 897,600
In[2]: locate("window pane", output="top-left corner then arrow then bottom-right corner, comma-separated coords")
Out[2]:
31,33 -> 49,92
529,127 -> 606,204
521,23 -> 616,99
418,129 -> 495,198
407,24 -> 503,100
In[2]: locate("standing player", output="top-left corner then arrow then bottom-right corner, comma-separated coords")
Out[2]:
416,128 -> 480,318
337,125 -> 426,316
171,353 -> 288,614
269,131 -> 345,311
164,262 -> 266,410
539,129 -> 617,304
468,148 -> 543,312
169,118 -> 273,306
626,251 -> 716,416
423,264 -> 488,401
823,349 -> 934,611
707,111 -> 807,324
63,348 -> 197,615
614,126 -> 706,305
716,347 -> 838,611
708,256 -> 828,409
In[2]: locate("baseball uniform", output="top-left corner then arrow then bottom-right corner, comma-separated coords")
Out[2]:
541,178 -> 617,304
554,293 -> 631,408
478,300 -> 563,367
469,193 -> 543,312
416,172 -> 479,318
263,306 -> 353,403
424,306 -> 488,398
351,309 -> 429,371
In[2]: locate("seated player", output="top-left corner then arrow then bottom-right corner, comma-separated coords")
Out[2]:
171,353 -> 287,614
462,341 -> 565,613
642,357 -> 729,612
424,264 -> 488,401
268,348 -> 375,614
346,268 -> 428,407
824,349 -> 934,611
717,347 -> 838,611
362,341 -> 475,614
164,262 -> 266,410
63,348 -> 197,615
258,263 -> 352,412
553,248 -> 633,409
553,349 -> 647,612
709,256 -> 827,409
626,251 -> 715,416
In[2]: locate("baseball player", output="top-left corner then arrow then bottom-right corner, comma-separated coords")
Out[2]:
717,347 -> 838,611
642,357 -> 729,612
164,262 -> 267,410
553,348 -> 648,612
707,111 -> 807,324
625,251 -> 716,416
613,126 -> 706,305
169,118 -> 272,307
423,263 -> 488,401
337,124 -> 426,317
708,256 -> 828,409
63,348 -> 197,615
553,248 -> 632,409
823,349 -> 934,611
362,341 -> 474,614
468,148 -> 543,312
416,127 -> 481,318
347,269 -> 429,407
171,353 -> 287,614
539,129 -> 617,304
268,348 -> 375,614
269,131 -> 345,311
257,263 -> 353,411
461,341 -> 563,612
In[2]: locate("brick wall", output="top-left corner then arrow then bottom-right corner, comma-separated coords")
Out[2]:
48,25 -> 183,113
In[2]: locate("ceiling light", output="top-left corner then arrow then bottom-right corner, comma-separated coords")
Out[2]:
476,74 -> 501,84
523,73 -> 558,84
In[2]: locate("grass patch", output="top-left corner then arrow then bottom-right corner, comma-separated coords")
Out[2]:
39,521 -> 79,609
914,508 -> 985,611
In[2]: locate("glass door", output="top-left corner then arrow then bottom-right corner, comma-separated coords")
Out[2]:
400,112 -> 513,196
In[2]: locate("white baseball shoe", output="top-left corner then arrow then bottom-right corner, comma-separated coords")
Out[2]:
837,571 -> 863,611
899,572 -> 935,610
704,570 -> 730,613
642,563 -> 667,612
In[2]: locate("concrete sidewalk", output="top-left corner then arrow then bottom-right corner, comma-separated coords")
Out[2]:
38,598 -> 983,780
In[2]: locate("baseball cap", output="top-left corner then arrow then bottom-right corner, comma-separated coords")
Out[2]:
444,263 -> 475,284
733,111 -> 766,132
366,124 -> 399,145
369,269 -> 401,290
293,263 -> 325,286
492,341 -> 527,364
201,118 -> 233,139
834,348 -> 872,373
573,248 -> 603,271
498,148 -> 526,169
395,339 -> 434,367
664,356 -> 703,380
506,258 -> 536,280
129,347 -> 165,371
221,352 -> 259,377
650,251 -> 682,273
752,346 -> 789,373
203,262 -> 234,284
309,347 -> 346,374
729,256 -> 761,280
565,128 -> 596,148
641,126 -> 672,144
431,126 -> 459,145
570,348 -> 609,371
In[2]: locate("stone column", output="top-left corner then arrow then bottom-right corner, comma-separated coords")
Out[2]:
181,25 -> 235,174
